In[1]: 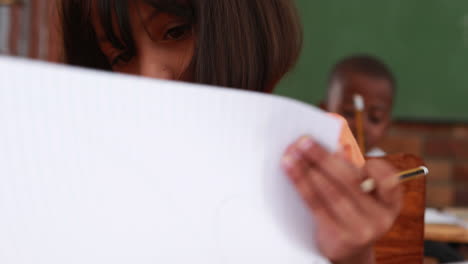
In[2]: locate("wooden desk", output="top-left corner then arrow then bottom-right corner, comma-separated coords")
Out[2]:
425,208 -> 468,244
425,224 -> 468,244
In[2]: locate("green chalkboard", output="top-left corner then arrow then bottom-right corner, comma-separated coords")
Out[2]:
276,0 -> 468,122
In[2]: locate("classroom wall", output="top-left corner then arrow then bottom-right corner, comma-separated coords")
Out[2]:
277,0 -> 468,122
379,122 -> 468,208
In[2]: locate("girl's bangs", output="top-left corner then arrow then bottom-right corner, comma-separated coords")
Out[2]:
144,0 -> 194,19
96,0 -> 194,52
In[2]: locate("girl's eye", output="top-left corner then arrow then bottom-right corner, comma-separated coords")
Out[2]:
111,51 -> 133,67
164,24 -> 192,41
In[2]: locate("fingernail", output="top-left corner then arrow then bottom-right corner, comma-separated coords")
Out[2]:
334,147 -> 347,159
298,136 -> 315,151
282,155 -> 295,170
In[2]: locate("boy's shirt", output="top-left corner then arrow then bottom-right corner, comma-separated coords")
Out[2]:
366,148 -> 386,158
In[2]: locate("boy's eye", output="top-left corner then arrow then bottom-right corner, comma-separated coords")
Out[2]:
164,24 -> 192,41
342,110 -> 355,119
369,113 -> 385,124
369,116 -> 382,124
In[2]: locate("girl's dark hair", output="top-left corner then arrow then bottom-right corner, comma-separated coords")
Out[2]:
60,0 -> 303,92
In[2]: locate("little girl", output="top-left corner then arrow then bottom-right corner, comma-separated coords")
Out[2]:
59,1 -> 402,263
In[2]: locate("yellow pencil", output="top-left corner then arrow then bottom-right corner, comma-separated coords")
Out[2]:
354,94 -> 366,154
360,166 -> 429,193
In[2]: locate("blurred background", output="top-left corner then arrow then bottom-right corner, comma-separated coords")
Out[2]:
276,0 -> 468,209
0,0 -> 58,61
1,0 -> 468,263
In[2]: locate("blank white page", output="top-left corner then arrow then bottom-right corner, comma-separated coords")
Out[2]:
0,57 -> 341,264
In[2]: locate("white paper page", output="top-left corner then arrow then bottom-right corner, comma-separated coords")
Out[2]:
0,57 -> 341,264
425,208 -> 468,228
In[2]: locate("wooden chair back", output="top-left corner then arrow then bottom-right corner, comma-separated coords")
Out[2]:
369,154 -> 426,264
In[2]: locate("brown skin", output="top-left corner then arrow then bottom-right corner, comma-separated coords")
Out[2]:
94,1 -> 195,80
282,137 -> 401,264
326,72 -> 393,152
90,2 -> 401,263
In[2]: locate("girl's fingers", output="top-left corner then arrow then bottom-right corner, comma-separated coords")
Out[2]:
311,188 -> 377,263
363,160 -> 402,211
283,146 -> 307,182
282,136 -> 403,263
282,144 -> 321,211
290,137 -> 372,231
295,137 -> 376,213
297,136 -> 363,185
307,167 -> 366,231
296,136 -> 401,218
313,208 -> 354,261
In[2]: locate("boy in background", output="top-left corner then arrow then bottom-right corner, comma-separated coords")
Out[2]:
323,54 -> 465,263
323,55 -> 394,157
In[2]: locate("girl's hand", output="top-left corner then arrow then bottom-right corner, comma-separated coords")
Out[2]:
282,136 -> 402,264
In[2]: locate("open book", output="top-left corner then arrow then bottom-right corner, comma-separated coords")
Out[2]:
0,56 -> 341,264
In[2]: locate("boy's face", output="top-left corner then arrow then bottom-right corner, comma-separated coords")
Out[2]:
327,72 -> 393,152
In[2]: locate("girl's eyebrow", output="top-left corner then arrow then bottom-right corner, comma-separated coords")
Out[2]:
142,10 -> 161,25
